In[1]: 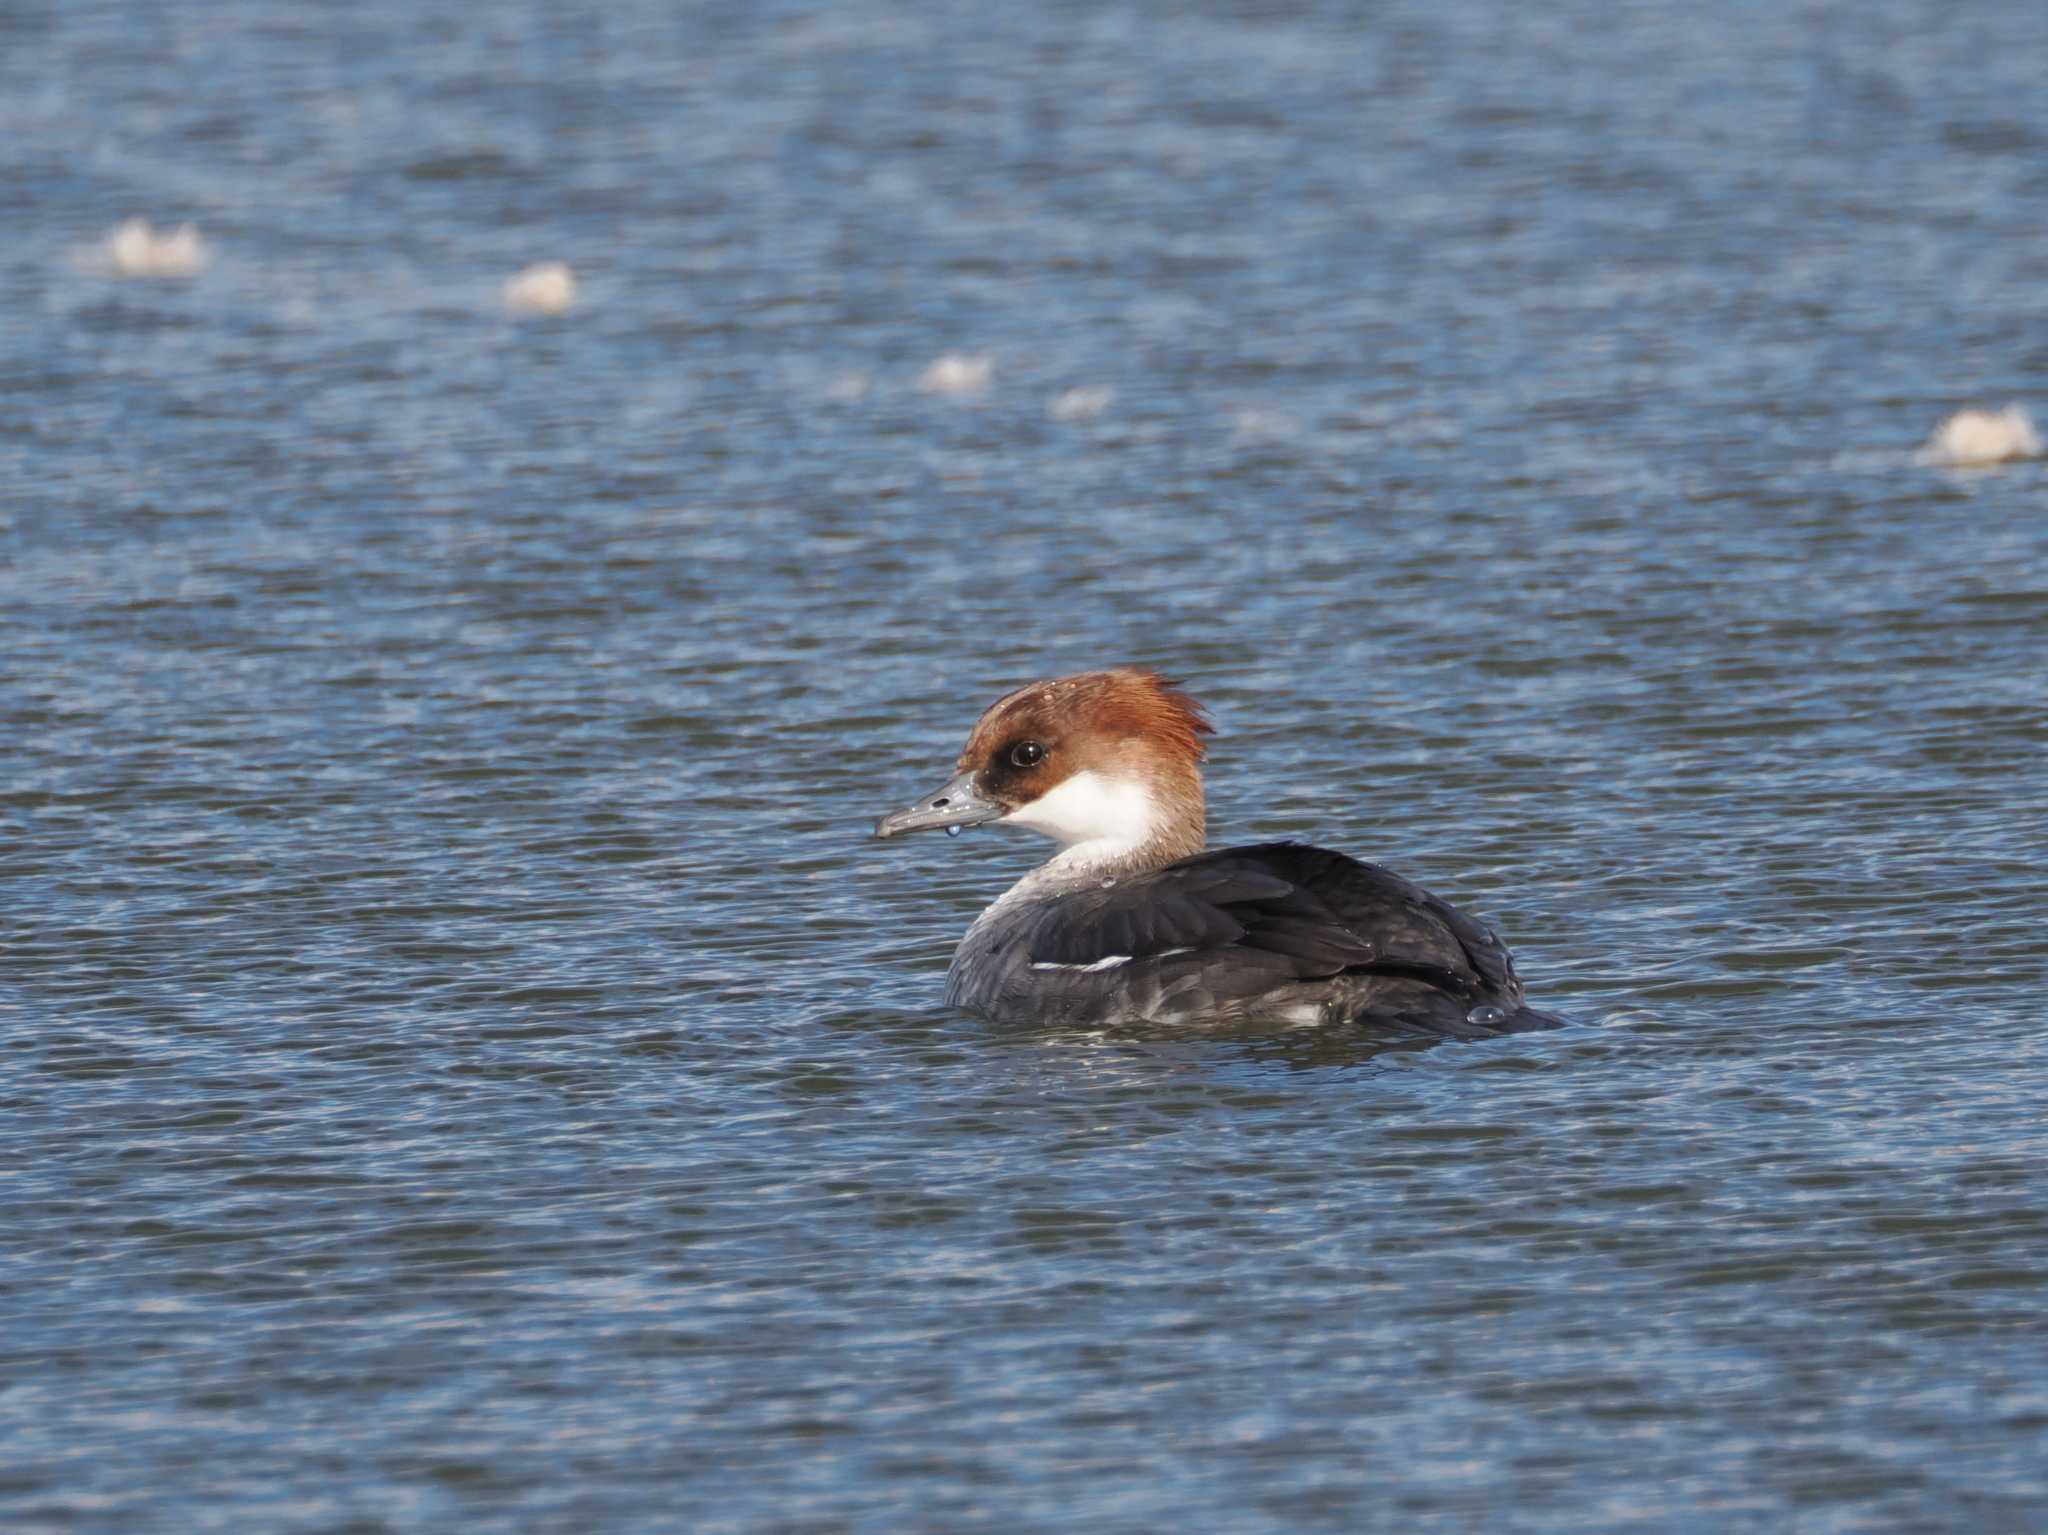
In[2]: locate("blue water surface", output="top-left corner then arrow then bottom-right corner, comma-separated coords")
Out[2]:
4,2 -> 2047,1530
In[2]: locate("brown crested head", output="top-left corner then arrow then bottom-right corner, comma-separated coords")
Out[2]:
954,670 -> 1211,854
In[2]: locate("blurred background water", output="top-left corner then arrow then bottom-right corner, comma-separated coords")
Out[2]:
4,1 -> 2047,1529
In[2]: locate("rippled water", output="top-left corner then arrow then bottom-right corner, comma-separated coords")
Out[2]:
6,1 -> 2048,1529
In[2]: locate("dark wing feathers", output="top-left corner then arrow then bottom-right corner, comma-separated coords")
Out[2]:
1236,912 -> 1378,971
1023,842 -> 1523,1004
1023,883 -> 1247,965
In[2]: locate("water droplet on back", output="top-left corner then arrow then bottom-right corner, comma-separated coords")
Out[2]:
1467,1004 -> 1508,1027
1100,878 -> 1116,888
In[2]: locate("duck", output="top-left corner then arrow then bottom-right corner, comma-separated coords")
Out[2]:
874,668 -> 1561,1037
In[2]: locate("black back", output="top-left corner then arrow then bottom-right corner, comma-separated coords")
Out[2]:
991,842 -> 1558,1037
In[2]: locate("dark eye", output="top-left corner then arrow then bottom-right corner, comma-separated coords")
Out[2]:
1009,740 -> 1046,769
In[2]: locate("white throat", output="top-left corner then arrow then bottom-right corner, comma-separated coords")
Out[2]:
963,768 -> 1190,944
1001,770 -> 1158,871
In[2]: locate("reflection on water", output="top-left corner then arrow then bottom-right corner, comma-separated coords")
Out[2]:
4,0 -> 2047,1528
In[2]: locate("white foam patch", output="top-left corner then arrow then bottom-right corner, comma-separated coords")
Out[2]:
100,218 -> 209,279
1049,386 -> 1113,422
503,261 -> 577,316
917,353 -> 992,397
1917,405 -> 2042,467
1228,405 -> 1301,442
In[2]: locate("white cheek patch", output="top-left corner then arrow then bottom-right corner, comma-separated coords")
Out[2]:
1001,771 -> 1157,850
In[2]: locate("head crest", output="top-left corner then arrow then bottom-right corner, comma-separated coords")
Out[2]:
1075,667 -> 1211,762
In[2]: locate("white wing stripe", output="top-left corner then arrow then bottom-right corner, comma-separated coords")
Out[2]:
1028,947 -> 1194,974
1030,954 -> 1132,973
